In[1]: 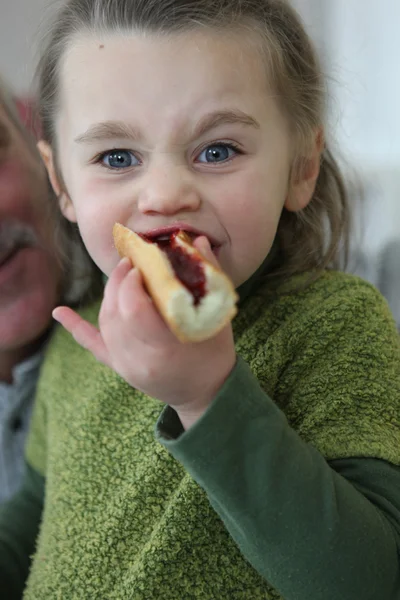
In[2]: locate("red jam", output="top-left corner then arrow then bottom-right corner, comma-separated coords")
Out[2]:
144,232 -> 206,306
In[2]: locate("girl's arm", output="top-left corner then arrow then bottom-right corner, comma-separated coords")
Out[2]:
0,463 -> 45,600
157,356 -> 400,600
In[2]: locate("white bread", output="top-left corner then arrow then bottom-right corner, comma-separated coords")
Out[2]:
113,223 -> 238,342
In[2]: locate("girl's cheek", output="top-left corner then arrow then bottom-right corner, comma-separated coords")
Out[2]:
77,175 -> 105,203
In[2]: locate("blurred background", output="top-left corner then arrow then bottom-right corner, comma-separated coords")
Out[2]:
291,0 -> 400,325
1,0 -> 399,324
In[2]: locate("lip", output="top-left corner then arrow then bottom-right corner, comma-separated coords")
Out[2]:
0,246 -> 19,268
140,223 -> 220,248
0,246 -> 25,286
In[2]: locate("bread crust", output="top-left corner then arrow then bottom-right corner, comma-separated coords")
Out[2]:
113,223 -> 238,342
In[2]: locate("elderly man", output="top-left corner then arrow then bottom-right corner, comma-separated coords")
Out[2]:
0,79 -> 99,503
0,80 -> 64,502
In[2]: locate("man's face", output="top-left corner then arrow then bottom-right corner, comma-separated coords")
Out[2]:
0,104 -> 62,367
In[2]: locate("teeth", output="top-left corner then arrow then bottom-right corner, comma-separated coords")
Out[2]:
152,231 -> 200,242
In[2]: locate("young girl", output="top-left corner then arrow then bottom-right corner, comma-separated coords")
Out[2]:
1,0 -> 400,598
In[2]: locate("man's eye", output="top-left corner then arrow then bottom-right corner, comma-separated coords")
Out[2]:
101,150 -> 138,169
197,143 -> 238,164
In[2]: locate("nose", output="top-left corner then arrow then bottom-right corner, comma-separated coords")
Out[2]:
137,161 -> 201,216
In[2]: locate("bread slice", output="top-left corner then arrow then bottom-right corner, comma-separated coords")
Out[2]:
113,223 -> 238,342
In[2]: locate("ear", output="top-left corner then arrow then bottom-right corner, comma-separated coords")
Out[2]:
285,128 -> 324,213
37,140 -> 77,223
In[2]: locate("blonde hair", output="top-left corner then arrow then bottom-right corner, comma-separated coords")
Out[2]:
0,75 -> 101,305
36,0 -> 350,281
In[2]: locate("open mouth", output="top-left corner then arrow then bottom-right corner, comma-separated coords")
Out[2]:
144,229 -> 218,252
145,230 -> 194,242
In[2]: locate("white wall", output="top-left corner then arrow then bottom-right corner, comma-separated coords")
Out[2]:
292,0 -> 400,170
324,0 -> 400,171
0,0 -> 53,93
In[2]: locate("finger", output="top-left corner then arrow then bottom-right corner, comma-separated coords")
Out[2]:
193,235 -> 220,268
118,267 -> 150,318
103,257 -> 132,312
53,306 -> 110,365
118,269 -> 172,341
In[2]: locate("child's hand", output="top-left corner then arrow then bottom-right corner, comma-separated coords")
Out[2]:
53,237 -> 236,429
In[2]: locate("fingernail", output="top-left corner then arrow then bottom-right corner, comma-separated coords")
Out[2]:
52,308 -> 61,322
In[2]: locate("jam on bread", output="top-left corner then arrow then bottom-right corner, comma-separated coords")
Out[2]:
142,231 -> 206,305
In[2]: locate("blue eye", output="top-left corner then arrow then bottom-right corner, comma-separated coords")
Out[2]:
101,150 -> 138,169
197,144 -> 237,164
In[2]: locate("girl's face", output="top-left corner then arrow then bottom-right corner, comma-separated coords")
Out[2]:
46,30 -> 314,287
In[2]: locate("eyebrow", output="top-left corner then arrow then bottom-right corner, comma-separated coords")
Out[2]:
192,110 -> 260,139
74,121 -> 143,145
74,110 -> 260,146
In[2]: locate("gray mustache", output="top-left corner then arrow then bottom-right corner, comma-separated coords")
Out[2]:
0,220 -> 38,256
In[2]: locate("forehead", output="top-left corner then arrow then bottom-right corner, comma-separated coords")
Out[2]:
59,30 -> 277,133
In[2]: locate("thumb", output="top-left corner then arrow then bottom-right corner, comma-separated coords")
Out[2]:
53,306 -> 110,366
193,235 -> 220,269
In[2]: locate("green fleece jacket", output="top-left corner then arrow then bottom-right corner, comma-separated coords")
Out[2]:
6,271 -> 400,599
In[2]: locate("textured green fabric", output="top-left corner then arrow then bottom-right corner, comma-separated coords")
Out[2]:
24,271 -> 400,599
3,458 -> 400,600
158,359 -> 400,599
